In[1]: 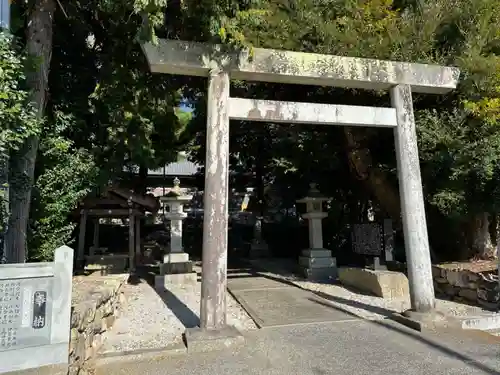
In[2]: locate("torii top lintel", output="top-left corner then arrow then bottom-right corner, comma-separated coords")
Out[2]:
142,39 -> 459,94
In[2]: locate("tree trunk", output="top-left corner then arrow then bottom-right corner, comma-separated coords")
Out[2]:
466,212 -> 496,260
5,0 -> 55,262
344,127 -> 401,223
135,164 -> 148,195
343,127 -> 441,262
0,154 -> 8,264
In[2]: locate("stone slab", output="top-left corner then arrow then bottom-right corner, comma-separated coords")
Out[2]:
159,261 -> 193,275
391,310 -> 461,332
338,267 -> 409,299
299,256 -> 335,268
163,253 -> 189,263
228,287 -> 359,328
226,276 -> 291,292
302,266 -> 337,281
184,326 -> 244,353
154,273 -> 197,289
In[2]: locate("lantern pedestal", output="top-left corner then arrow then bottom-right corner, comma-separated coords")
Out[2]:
297,184 -> 337,281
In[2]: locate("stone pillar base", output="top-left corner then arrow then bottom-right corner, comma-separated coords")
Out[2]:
392,309 -> 461,332
248,242 -> 270,259
298,248 -> 337,281
184,325 -> 244,353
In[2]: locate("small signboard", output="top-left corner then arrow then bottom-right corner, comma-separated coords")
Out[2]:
351,223 -> 383,256
0,246 -> 73,374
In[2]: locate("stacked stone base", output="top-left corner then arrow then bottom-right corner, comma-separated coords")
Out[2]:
155,252 -> 197,289
299,249 -> 337,281
69,275 -> 127,375
432,264 -> 500,310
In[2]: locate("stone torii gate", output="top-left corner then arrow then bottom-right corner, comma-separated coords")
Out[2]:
142,40 -> 459,340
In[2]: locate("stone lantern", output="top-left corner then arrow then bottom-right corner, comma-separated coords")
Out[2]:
155,177 -> 196,289
296,183 -> 337,280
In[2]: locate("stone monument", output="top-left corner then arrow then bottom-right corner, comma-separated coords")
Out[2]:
296,183 -> 336,280
155,178 -> 197,289
0,246 -> 73,374
339,219 -> 408,299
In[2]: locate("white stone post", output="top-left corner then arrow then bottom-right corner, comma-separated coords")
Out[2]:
391,84 -> 435,313
200,69 -> 230,331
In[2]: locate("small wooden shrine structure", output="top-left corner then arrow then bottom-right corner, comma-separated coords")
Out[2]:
77,186 -> 160,272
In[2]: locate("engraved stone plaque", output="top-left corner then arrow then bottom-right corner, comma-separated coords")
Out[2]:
0,277 -> 53,352
351,223 -> 383,256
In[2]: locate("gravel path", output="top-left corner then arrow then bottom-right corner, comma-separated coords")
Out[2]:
250,259 -> 498,321
101,277 -> 257,354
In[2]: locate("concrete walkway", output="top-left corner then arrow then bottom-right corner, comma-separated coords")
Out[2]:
96,319 -> 500,375
227,270 -> 360,327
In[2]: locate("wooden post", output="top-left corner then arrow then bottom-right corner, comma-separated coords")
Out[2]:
92,219 -> 99,256
200,69 -> 230,330
77,209 -> 88,266
129,208 -> 136,273
391,84 -> 435,312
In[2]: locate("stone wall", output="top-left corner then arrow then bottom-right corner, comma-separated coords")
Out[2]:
69,274 -> 127,375
432,264 -> 500,310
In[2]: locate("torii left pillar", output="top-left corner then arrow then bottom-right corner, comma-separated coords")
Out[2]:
184,68 -> 244,349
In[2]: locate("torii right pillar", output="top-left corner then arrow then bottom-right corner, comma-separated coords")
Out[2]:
391,84 -> 436,316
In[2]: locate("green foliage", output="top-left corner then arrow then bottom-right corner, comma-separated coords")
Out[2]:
4,0 -> 499,261
29,114 -> 98,261
0,33 -> 40,153
181,0 -> 500,258
0,31 -> 41,241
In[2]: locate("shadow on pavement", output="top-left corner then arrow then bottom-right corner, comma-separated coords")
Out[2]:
128,265 -> 201,329
308,294 -> 500,375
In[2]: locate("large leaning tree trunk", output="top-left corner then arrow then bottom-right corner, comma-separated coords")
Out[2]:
343,127 -> 442,262
344,127 -> 401,222
6,0 -> 55,262
464,212 -> 497,260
